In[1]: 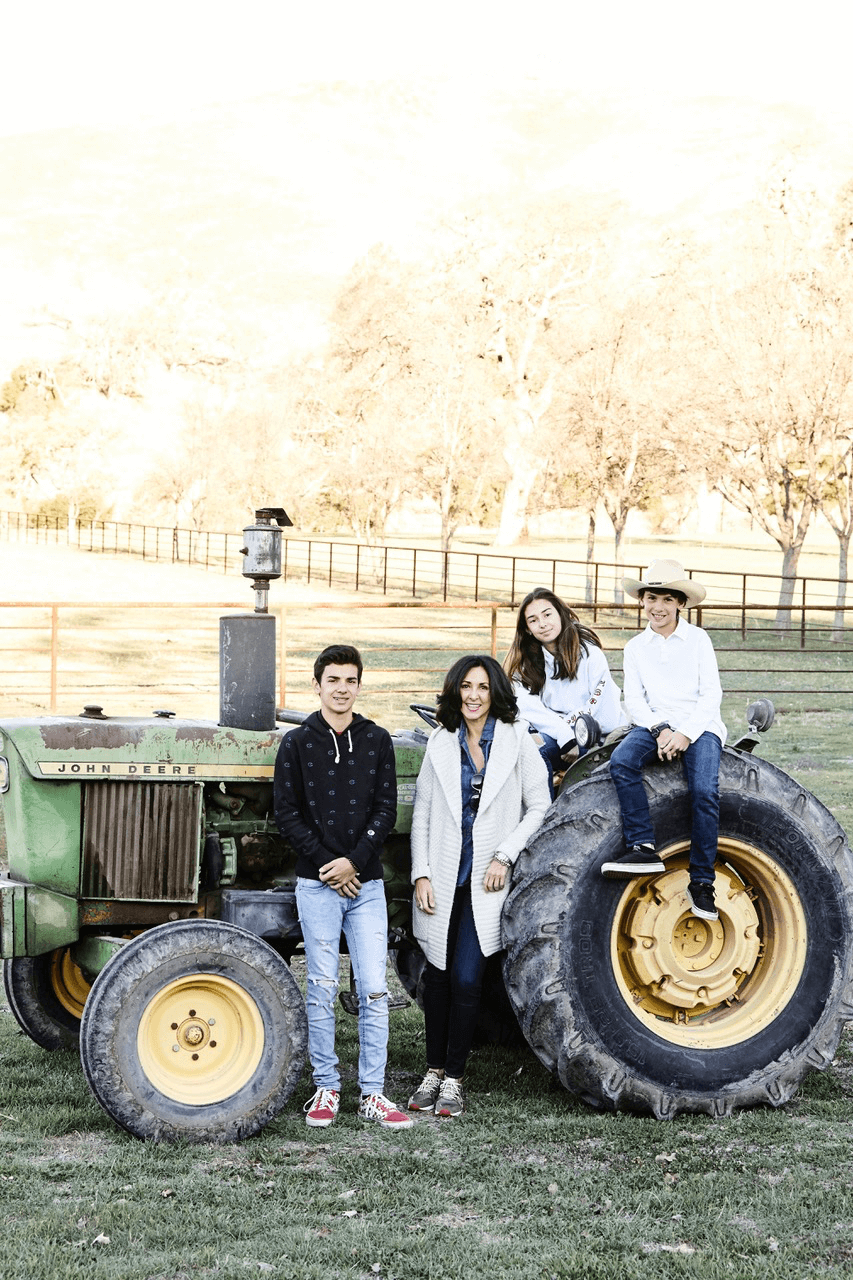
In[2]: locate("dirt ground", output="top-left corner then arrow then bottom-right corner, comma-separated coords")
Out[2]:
0,542 -> 348,605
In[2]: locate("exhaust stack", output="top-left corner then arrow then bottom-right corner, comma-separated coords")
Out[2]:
219,507 -> 291,731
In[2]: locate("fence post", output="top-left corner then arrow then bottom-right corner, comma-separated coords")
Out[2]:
307,540 -> 312,584
490,607 -> 498,657
328,542 -> 333,588
801,579 -> 807,649
355,543 -> 360,591
443,550 -> 448,602
594,563 -> 600,624
511,557 -> 516,604
383,546 -> 388,595
741,574 -> 747,640
50,605 -> 59,712
475,555 -> 480,603
412,548 -> 417,598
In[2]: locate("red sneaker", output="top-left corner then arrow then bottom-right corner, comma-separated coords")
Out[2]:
358,1092 -> 414,1129
304,1087 -> 339,1128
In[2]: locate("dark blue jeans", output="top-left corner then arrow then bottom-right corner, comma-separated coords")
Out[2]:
423,883 -> 488,1079
537,732 -> 563,798
609,727 -> 722,884
536,730 -> 586,798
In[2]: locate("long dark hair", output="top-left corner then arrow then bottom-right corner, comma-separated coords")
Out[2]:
504,588 -> 602,696
435,655 -> 518,732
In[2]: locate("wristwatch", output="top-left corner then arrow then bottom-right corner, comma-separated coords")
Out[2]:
493,853 -> 513,868
649,722 -> 672,740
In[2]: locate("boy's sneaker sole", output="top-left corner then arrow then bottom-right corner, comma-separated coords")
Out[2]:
601,853 -> 666,878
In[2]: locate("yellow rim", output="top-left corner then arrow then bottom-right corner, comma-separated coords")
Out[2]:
610,837 -> 807,1048
50,948 -> 91,1019
137,974 -> 265,1105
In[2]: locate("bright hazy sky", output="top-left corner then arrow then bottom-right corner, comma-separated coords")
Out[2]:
4,0 -> 853,135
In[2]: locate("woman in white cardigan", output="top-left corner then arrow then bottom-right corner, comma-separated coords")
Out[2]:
408,654 -> 550,1118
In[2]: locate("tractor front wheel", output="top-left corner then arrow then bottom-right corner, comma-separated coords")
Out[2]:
79,919 -> 307,1142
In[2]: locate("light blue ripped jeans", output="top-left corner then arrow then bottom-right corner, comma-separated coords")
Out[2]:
295,876 -> 389,1096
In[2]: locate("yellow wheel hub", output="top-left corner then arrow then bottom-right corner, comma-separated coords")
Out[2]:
611,838 -> 807,1048
50,948 -> 91,1019
137,975 -> 265,1105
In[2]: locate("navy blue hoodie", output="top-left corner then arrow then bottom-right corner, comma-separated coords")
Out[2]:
273,710 -> 397,881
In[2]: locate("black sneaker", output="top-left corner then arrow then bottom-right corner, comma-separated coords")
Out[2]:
687,881 -> 718,920
600,845 -> 666,879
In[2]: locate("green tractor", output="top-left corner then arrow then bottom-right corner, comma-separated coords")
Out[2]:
1,511 -> 852,1139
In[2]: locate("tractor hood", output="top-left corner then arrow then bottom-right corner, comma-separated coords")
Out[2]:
0,716 -> 286,783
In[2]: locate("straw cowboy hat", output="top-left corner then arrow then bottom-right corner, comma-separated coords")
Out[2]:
622,559 -> 707,608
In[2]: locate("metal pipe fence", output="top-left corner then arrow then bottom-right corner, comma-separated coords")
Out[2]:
1,598 -> 852,727
2,509 -> 849,625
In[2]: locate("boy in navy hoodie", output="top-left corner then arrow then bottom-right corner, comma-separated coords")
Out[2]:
274,644 -> 412,1130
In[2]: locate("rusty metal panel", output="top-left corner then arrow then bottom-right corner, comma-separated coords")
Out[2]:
82,782 -> 201,901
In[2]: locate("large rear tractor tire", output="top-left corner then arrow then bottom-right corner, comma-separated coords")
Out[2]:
3,947 -> 92,1050
79,919 -> 308,1142
502,748 -> 853,1118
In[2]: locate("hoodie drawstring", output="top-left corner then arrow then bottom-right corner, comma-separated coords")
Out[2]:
328,727 -> 353,764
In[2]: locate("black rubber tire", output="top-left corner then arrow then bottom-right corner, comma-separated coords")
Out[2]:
79,919 -> 308,1142
502,748 -> 853,1118
391,944 -> 524,1048
3,953 -> 82,1050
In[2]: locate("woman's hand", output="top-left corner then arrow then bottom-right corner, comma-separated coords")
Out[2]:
484,858 -> 509,893
415,876 -> 435,915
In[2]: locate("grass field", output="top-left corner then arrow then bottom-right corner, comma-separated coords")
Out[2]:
1,988 -> 852,1280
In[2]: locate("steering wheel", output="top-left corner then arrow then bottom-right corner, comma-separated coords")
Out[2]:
410,703 -> 440,730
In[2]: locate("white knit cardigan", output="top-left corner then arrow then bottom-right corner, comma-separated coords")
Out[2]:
410,718 -> 551,967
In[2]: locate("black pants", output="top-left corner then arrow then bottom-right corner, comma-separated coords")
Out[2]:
423,883 -> 488,1078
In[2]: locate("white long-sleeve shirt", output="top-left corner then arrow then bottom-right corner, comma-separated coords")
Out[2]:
513,645 -> 626,748
622,617 -> 726,745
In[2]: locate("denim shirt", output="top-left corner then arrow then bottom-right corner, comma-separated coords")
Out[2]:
457,715 -> 495,887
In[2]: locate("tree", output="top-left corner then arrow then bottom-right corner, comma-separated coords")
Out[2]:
477,230 -> 593,546
707,252 -> 853,629
303,249 -> 416,547
545,295 -> 692,603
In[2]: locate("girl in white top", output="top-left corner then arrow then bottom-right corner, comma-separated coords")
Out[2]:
504,588 -> 625,781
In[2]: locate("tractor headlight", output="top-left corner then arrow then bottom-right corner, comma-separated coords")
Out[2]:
574,713 -> 603,751
0,757 -> 8,794
746,698 -> 775,734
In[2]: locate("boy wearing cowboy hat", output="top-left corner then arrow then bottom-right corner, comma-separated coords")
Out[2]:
600,559 -> 726,921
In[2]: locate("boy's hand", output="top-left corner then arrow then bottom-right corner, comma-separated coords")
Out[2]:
319,857 -> 362,898
658,729 -> 690,761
